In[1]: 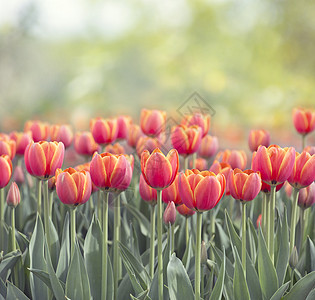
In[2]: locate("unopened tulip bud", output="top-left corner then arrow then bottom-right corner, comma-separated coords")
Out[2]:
6,182 -> 20,208
163,201 -> 176,225
289,246 -> 298,269
13,165 -> 25,185
201,241 -> 207,265
256,214 -> 262,228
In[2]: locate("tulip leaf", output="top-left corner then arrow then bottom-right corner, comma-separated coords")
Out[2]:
257,227 -> 278,300
182,235 -> 193,270
65,242 -> 91,300
124,203 -> 150,237
0,250 -> 21,281
305,237 -> 315,273
232,246 -> 250,300
270,281 -> 290,300
56,212 -> 70,283
6,281 -> 30,300
28,269 -> 65,291
209,248 -> 225,300
276,210 -> 289,285
0,278 -> 6,299
306,289 -> 315,300
48,217 -> 60,270
282,271 -> 315,300
167,253 -> 194,300
29,214 -> 48,299
84,214 -> 103,300
225,210 -> 241,254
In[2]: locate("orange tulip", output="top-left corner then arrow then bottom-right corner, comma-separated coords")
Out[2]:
189,158 -> 208,171
177,203 -> 195,216
74,131 -> 100,156
50,124 -> 73,148
216,149 -> 247,170
140,109 -> 166,137
24,120 -> 49,142
228,169 -> 262,202
182,113 -> 210,138
0,155 -> 12,188
9,131 -> 32,155
55,167 -> 92,207
141,148 -> 179,190
178,169 -> 225,211
210,160 -> 232,195
90,117 -> 118,145
248,129 -> 270,152
162,174 -> 181,205
292,108 -> 315,135
117,115 -> 132,140
198,135 -> 218,158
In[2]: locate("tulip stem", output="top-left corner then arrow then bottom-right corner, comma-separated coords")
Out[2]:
43,181 -> 51,252
150,204 -> 156,279
269,186 -> 276,263
302,134 -> 306,151
49,192 -> 53,220
102,191 -> 109,300
262,193 -> 267,237
114,194 -> 121,300
265,193 -> 270,251
195,212 -> 202,300
97,190 -> 102,224
241,202 -> 247,278
37,179 -> 42,216
70,207 -> 76,259
192,153 -> 197,169
0,188 -> 4,250
299,208 -> 305,251
157,189 -> 164,300
184,156 -> 188,171
290,188 -> 299,255
11,207 -> 19,286
171,223 -> 175,253
185,217 -> 189,250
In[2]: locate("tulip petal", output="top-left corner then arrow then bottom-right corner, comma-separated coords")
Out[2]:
178,173 -> 194,209
90,154 -> 107,188
56,172 -> 78,205
300,155 -> 315,187
277,147 -> 295,183
49,142 -> 65,176
167,149 -> 179,186
253,146 -> 272,183
110,155 -> 127,188
29,143 -> 46,177
242,173 -> 261,201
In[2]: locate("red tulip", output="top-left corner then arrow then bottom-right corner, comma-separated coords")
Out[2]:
140,109 -> 166,137
24,120 -> 49,142
261,181 -> 284,194
117,116 -> 132,140
198,135 -> 218,158
0,138 -> 16,160
9,131 -> 32,155
252,145 -> 295,186
189,158 -> 208,171
162,174 -> 181,205
141,148 -> 179,190
228,168 -> 262,202
182,113 -> 210,138
177,204 -> 195,216
117,154 -> 134,192
104,143 -> 125,155
292,108 -> 315,135
127,124 -> 144,148
139,174 -> 157,205
136,136 -> 161,158
55,167 -> 92,207
0,155 -> 12,188
171,125 -> 202,157
6,182 -> 20,208
210,160 -> 232,195
24,141 -> 65,180
288,151 -> 315,189
90,152 -> 132,192
50,124 -> 73,148
216,149 -> 247,170
297,183 -> 315,209
248,129 -> 270,152
13,166 -> 25,186
178,169 -> 225,212
90,117 -> 118,145
74,131 -> 100,156
163,201 -> 176,225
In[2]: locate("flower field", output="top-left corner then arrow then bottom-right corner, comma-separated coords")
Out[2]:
0,108 -> 315,300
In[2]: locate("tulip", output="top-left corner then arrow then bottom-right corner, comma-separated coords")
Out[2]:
24,141 -> 65,180
24,120 -> 49,142
248,129 -> 270,152
177,204 -> 195,217
127,124 -> 144,148
216,149 -> 247,170
198,135 -> 219,159
9,131 -> 32,156
0,155 -> 12,189
136,136 -> 161,158
90,117 -> 118,145
189,158 -> 208,171
171,125 -> 202,157
292,108 -> 315,136
104,142 -> 125,155
139,174 -> 157,205
182,113 -> 210,138
304,146 -> 315,156
140,109 -> 166,137
117,115 -> 132,140
50,124 -> 73,148
6,182 -> 20,208
0,138 -> 16,160
298,183 -> 315,209
162,174 -> 181,205
75,163 -> 99,194
13,165 -> 25,186
163,201 -> 176,225
210,161 -> 232,195
74,131 -> 100,156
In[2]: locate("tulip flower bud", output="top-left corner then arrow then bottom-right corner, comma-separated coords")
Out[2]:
0,138 -> 16,160
13,165 -> 25,185
163,201 -> 176,225
6,182 -> 20,208
140,109 -> 166,137
304,146 -> 315,156
182,113 -> 210,138
297,183 -> 315,209
289,246 -> 299,269
216,149 -> 247,170
292,108 -> 315,136
117,115 -> 132,140
198,135 -> 218,159
9,131 -> 32,155
90,117 -> 118,145
139,174 -> 157,205
200,241 -> 208,265
74,131 -> 100,156
24,120 -> 49,142
127,124 -> 144,148
189,158 -> 208,171
50,124 -> 73,148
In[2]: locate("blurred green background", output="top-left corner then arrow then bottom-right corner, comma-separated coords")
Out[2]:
0,0 -> 314,149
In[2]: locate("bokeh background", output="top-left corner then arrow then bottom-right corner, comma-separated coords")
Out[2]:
1,0 -> 315,149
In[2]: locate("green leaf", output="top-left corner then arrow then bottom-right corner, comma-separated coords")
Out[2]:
0,250 -> 21,281
305,237 -> 315,273
167,253 -> 194,300
28,268 -> 65,291
306,289 -> 315,300
84,214 -> 103,300
182,235 -> 193,270
209,248 -> 225,300
225,210 -> 242,254
282,271 -> 315,300
276,209 -> 289,285
257,227 -> 278,300
48,217 -> 60,270
29,214 -> 48,299
232,246 -> 250,300
65,243 -> 91,300
124,203 -> 150,236
0,278 -> 6,299
270,281 -> 290,300
6,281 -> 30,300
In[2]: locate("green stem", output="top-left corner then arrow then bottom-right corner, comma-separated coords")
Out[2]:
270,186 -> 276,263
49,192 -> 53,220
192,153 -> 197,169
184,156 -> 188,171
290,188 -> 299,255
114,194 -> 120,300
0,188 -> 4,250
70,207 -> 76,259
43,181 -> 51,251
97,190 -> 102,224
302,134 -> 306,151
299,208 -> 305,252
150,204 -> 156,278
200,266 -> 204,299
210,210 -> 215,260
195,212 -> 202,300
241,202 -> 247,278
262,193 -> 267,237
37,179 -> 42,216
157,189 -> 163,300
171,223 -> 175,253
11,208 -> 19,286
101,192 -> 109,300
185,217 -> 189,250
265,193 -> 270,251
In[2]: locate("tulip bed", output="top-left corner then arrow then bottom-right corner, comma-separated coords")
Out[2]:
0,109 -> 315,300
